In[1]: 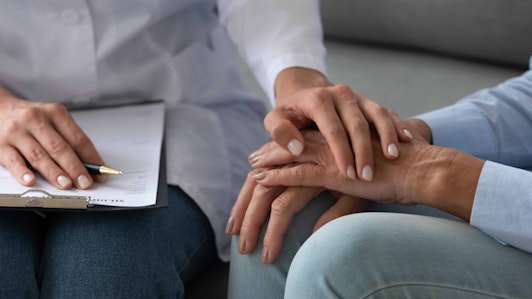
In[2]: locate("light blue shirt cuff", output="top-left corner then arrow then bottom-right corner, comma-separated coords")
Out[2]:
470,161 -> 532,253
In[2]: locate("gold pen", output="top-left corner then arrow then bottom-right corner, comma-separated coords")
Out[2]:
83,163 -> 123,175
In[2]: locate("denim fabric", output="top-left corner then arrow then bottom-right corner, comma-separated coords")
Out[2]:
0,185 -> 217,299
228,193 -> 532,298
286,213 -> 532,298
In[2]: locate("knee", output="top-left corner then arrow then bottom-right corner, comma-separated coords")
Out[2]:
286,213 -> 382,298
285,212 -> 472,298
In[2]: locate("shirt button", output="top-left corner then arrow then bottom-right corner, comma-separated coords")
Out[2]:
60,9 -> 81,24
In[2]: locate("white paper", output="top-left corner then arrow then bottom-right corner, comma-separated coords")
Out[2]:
0,102 -> 165,207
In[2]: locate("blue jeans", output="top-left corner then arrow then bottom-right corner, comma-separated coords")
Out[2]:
228,193 -> 532,298
0,185 -> 217,299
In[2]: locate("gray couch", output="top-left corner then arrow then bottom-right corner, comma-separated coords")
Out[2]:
186,1 -> 532,298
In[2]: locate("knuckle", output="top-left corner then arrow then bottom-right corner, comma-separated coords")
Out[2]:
21,106 -> 42,123
310,86 -> 329,101
324,121 -> 345,137
46,103 -> 68,115
372,104 -> 389,118
48,139 -> 69,156
6,153 -> 25,168
70,133 -> 92,152
253,184 -> 273,198
27,147 -> 47,164
270,197 -> 291,216
2,119 -> 20,135
264,229 -> 284,243
348,118 -> 370,133
335,84 -> 352,97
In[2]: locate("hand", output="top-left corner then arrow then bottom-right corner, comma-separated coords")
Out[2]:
226,170 -> 369,264
0,88 -> 105,189
268,67 -> 413,181
251,125 -> 484,221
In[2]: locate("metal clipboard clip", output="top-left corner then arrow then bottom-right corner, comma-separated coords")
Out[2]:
0,189 -> 90,210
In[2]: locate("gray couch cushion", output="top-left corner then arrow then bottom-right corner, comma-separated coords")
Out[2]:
321,0 -> 532,68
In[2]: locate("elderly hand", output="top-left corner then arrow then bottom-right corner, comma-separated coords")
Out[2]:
251,123 -> 484,221
226,170 -> 370,264
0,87 -> 105,189
267,67 -> 413,181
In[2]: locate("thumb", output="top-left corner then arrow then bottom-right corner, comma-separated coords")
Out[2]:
264,108 -> 307,156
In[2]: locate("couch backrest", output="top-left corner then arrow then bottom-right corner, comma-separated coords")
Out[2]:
321,0 -> 532,68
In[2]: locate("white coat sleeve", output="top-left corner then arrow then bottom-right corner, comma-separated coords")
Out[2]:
218,0 -> 328,105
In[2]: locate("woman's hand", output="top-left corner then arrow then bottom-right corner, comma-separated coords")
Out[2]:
251,125 -> 484,221
227,168 -> 369,264
267,67 -> 413,181
0,88 -> 105,189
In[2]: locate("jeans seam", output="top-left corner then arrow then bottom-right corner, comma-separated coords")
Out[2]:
177,236 -> 212,275
360,282 -> 517,299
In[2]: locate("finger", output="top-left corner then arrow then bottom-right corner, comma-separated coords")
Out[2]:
29,120 -> 93,189
389,111 -> 414,142
253,164 -> 327,188
250,139 -> 323,169
0,146 -> 35,186
264,108 -> 305,156
313,195 -> 370,231
227,172 -> 260,235
49,104 -> 104,187
304,86 -> 354,178
262,187 -> 323,264
248,140 -> 294,168
359,98 -> 400,160
238,183 -> 285,255
332,86 -> 374,181
48,104 -> 104,164
15,135 -> 73,189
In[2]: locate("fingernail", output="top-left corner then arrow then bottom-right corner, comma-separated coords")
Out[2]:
388,144 -> 399,157
77,175 -> 91,189
239,237 -> 246,253
248,151 -> 260,161
404,129 -> 413,139
347,165 -> 356,180
22,173 -> 33,183
225,216 -> 234,234
262,247 -> 270,264
252,171 -> 266,180
57,175 -> 71,188
288,139 -> 303,156
249,154 -> 262,165
362,165 -> 373,181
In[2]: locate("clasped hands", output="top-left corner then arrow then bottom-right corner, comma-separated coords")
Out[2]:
226,68 -> 433,264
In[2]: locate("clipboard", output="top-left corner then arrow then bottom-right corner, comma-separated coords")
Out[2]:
0,99 -> 168,212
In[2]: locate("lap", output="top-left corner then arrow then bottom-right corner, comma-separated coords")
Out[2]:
0,212 -> 45,298
0,186 -> 217,299
229,193 -> 532,299
286,212 -> 532,298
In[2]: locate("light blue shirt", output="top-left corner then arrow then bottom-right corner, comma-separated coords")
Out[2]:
416,57 -> 532,253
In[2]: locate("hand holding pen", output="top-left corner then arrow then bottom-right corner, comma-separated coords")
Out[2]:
0,88 -> 113,190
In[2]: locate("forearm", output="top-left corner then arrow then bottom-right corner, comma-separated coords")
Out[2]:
411,145 -> 484,221
274,67 -> 331,104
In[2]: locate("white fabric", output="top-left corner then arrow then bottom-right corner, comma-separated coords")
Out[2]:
0,0 -> 326,260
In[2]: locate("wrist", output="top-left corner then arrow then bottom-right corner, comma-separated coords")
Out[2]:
407,118 -> 433,144
274,67 -> 331,104
409,145 -> 483,221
